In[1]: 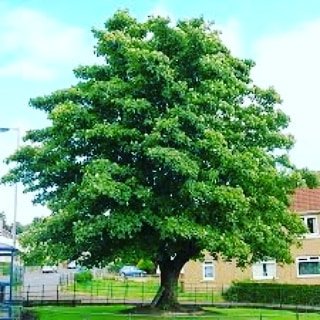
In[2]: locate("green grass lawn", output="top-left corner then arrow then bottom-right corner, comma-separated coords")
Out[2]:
30,305 -> 320,320
69,278 -> 159,301
67,277 -> 223,303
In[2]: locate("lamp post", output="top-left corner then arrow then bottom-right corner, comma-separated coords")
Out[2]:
0,127 -> 20,248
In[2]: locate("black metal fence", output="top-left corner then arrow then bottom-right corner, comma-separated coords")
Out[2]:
22,279 -> 225,306
20,279 -> 320,314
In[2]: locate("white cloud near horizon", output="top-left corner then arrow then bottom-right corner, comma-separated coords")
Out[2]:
0,7 -> 96,81
252,20 -> 320,170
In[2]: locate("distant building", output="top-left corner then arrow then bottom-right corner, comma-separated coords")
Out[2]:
182,188 -> 320,288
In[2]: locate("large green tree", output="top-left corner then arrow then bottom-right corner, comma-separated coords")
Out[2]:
3,11 -> 307,309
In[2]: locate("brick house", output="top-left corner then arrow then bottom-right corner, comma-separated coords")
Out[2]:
182,188 -> 320,289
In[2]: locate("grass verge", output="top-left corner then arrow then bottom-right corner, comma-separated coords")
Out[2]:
30,305 -> 320,320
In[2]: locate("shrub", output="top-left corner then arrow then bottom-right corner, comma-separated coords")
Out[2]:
223,282 -> 320,305
107,260 -> 125,273
137,259 -> 155,274
74,270 -> 92,283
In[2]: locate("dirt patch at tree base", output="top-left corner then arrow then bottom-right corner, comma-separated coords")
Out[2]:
126,304 -> 207,315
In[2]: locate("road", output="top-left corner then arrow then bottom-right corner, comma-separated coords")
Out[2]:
22,267 -> 76,301
24,267 -> 75,287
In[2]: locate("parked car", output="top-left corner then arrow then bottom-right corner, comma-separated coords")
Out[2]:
119,265 -> 146,277
41,265 -> 57,273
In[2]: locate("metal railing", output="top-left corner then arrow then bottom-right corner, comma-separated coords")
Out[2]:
20,280 -> 320,312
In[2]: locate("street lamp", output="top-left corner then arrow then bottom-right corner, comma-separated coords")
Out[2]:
0,127 -> 20,248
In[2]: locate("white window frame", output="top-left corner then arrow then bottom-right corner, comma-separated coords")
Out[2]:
202,261 -> 215,281
297,256 -> 320,278
252,260 -> 276,280
301,215 -> 319,237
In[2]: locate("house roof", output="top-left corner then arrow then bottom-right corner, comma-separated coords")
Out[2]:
292,188 -> 320,212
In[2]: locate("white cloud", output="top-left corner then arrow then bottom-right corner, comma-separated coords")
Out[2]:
0,60 -> 54,80
0,8 -> 96,81
219,19 -> 243,58
148,2 -> 173,20
252,20 -> 320,170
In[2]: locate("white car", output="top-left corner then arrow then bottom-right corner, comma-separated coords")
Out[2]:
42,265 -> 57,273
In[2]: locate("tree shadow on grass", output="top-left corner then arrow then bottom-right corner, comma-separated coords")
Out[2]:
122,305 -> 224,316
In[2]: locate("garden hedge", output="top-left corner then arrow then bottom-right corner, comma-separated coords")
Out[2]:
223,282 -> 320,306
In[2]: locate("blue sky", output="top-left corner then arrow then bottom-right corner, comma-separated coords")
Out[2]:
1,0 -> 320,224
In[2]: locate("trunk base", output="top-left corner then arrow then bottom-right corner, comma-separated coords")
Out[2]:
131,305 -> 204,314
151,285 -> 179,310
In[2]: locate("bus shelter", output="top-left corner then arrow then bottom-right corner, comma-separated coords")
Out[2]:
0,243 -> 22,319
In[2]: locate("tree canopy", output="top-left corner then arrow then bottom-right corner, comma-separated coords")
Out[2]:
2,10 -> 307,309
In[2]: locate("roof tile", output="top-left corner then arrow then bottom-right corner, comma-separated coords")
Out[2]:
292,188 -> 320,212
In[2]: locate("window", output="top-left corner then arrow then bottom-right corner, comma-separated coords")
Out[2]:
297,256 -> 320,277
301,215 -> 318,236
252,261 -> 276,280
202,261 -> 215,280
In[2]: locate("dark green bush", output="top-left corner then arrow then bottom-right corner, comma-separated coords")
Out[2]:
74,270 -> 92,283
223,282 -> 320,305
136,259 -> 155,274
107,260 -> 124,273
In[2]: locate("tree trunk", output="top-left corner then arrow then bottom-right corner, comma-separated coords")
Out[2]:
151,255 -> 187,310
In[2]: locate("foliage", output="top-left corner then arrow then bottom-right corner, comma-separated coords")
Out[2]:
0,262 -> 10,276
14,221 -> 28,234
137,259 -> 155,274
0,211 -> 13,234
74,270 -> 93,283
107,259 -> 124,273
0,212 -> 28,235
297,168 -> 320,188
224,282 -> 320,305
2,10 -> 309,308
19,217 -> 52,266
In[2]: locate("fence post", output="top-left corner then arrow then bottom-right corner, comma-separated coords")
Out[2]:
205,282 -> 208,303
73,280 -> 76,306
56,285 -> 59,304
211,288 -> 214,305
26,285 -> 30,307
41,284 -> 44,305
142,282 -> 145,304
124,281 -> 128,304
96,283 -> 99,302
